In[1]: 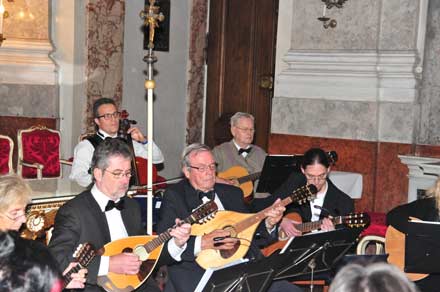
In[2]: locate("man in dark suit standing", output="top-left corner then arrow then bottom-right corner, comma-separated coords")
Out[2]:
49,139 -> 191,292
157,143 -> 302,292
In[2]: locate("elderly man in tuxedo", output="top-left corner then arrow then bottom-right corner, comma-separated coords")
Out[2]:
157,143 -> 302,292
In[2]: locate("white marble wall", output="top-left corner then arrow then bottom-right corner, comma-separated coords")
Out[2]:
272,0 -> 428,144
419,0 -> 440,144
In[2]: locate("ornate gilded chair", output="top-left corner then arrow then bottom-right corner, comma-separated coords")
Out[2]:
17,126 -> 71,180
0,134 -> 14,175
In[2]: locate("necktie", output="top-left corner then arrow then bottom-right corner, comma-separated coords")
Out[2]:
238,147 -> 252,155
105,199 -> 125,212
197,190 -> 215,201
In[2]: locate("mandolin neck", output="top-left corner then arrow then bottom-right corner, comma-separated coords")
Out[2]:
294,216 -> 343,233
234,188 -> 309,233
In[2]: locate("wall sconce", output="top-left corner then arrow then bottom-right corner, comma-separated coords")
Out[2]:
317,0 -> 348,29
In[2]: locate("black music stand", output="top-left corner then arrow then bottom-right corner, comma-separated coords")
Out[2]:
405,221 -> 440,274
256,155 -> 302,194
268,228 -> 363,282
195,259 -> 275,292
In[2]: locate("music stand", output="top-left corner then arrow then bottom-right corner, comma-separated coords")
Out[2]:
196,258 -> 275,292
405,221 -> 440,274
268,228 -> 363,281
256,155 -> 302,194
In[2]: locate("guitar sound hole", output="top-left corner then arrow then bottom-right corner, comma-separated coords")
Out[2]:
122,247 -> 133,253
219,241 -> 240,259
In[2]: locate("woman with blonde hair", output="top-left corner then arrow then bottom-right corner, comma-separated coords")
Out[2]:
0,174 -> 87,290
387,176 -> 440,292
0,174 -> 32,231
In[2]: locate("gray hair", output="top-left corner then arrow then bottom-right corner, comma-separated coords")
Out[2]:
0,174 -> 32,214
329,263 -> 419,292
90,138 -> 132,173
181,143 -> 212,169
230,112 -> 255,127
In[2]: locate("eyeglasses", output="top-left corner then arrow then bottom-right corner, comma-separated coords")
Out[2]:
304,172 -> 328,182
104,169 -> 133,179
235,126 -> 255,133
97,111 -> 121,120
1,211 -> 26,222
189,163 -> 217,173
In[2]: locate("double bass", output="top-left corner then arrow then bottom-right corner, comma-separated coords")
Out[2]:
117,110 -> 166,192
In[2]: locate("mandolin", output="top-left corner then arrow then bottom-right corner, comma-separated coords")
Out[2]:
62,243 -> 97,288
385,219 -> 428,281
261,212 -> 370,256
96,200 -> 218,292
191,184 -> 318,269
217,166 -> 261,198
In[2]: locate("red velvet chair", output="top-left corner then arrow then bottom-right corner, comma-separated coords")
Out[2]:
17,126 -> 71,180
0,134 -> 14,175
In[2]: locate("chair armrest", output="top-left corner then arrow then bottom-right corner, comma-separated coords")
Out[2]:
20,160 -> 44,180
60,159 -> 73,166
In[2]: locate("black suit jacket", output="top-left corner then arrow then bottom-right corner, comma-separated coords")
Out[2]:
273,172 -> 354,221
48,190 -> 146,291
157,180 -> 277,292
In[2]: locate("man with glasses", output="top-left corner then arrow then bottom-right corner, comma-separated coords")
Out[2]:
50,139 -> 190,292
273,148 -> 354,237
213,112 -> 269,199
70,97 -> 164,187
157,143 -> 302,292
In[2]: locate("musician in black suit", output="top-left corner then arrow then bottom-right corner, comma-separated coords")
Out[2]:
49,139 -> 191,292
157,143 -> 302,292
273,148 -> 354,237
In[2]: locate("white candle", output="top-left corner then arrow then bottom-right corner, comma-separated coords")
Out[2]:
0,0 -> 4,34
322,4 -> 327,16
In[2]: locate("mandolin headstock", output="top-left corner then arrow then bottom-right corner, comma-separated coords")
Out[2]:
291,184 -> 318,205
190,200 -> 218,224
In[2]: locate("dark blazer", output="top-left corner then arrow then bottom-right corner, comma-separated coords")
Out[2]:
273,172 -> 354,221
386,197 -> 440,292
48,190 -> 147,292
157,180 -> 277,292
386,197 -> 439,233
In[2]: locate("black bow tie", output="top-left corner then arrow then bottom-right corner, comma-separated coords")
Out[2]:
105,199 -> 125,212
197,190 -> 215,201
238,147 -> 252,155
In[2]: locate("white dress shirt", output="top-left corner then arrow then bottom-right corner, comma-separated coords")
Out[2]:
69,130 -> 165,187
91,185 -> 186,275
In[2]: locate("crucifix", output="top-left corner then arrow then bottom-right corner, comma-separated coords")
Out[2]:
140,0 -> 165,50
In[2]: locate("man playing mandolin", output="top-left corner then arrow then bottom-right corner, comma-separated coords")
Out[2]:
273,148 -> 354,238
157,143 -> 303,292
213,112 -> 269,199
50,139 -> 191,292
70,97 -> 164,187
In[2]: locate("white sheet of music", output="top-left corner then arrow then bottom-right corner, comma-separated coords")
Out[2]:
194,258 -> 249,292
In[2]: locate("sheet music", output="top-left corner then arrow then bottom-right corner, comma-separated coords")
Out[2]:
194,258 -> 249,292
409,219 -> 440,225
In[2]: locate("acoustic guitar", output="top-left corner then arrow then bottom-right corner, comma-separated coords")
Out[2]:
385,220 -> 428,281
217,166 -> 261,199
97,200 -> 218,292
261,212 -> 370,256
191,184 -> 318,269
216,151 -> 337,199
